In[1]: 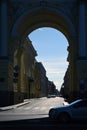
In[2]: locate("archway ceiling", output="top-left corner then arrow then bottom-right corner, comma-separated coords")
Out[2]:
11,8 -> 74,42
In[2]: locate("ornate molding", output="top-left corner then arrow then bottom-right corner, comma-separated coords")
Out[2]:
8,0 -> 77,29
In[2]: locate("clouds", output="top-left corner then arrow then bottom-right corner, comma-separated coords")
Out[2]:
41,58 -> 68,90
36,56 -> 68,90
29,27 -> 69,90
45,61 -> 68,75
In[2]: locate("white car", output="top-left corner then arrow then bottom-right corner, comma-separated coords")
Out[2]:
48,99 -> 87,123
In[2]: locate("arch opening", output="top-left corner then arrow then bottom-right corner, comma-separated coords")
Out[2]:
10,5 -> 76,103
29,27 -> 69,92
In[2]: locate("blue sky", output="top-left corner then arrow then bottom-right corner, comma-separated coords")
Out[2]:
29,27 -> 69,91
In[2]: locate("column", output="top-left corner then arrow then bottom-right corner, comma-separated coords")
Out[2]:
0,0 -> 8,56
0,0 -> 9,106
78,0 -> 86,57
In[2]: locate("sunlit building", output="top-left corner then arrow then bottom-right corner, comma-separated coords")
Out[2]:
35,62 -> 48,97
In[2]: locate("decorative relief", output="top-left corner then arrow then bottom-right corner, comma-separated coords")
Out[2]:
8,0 -> 76,31
8,1 -> 73,21
8,1 -> 26,25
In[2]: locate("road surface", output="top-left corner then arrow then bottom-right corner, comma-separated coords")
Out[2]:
0,97 -> 64,121
0,97 -> 87,129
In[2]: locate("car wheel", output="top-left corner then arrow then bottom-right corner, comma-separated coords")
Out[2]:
58,113 -> 70,124
49,109 -> 56,119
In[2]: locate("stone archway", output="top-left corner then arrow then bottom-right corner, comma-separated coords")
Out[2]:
11,6 -> 76,40
11,6 -> 76,101
0,0 -> 87,106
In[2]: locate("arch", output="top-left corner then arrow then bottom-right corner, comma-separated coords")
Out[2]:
11,6 -> 76,42
1,0 -> 87,107
10,4 -> 77,101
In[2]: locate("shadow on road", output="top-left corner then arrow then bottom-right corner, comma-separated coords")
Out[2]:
0,117 -> 87,130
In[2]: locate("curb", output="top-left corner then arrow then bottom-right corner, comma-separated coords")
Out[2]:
0,101 -> 30,111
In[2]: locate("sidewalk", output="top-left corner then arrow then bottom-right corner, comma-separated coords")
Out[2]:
0,99 -> 30,111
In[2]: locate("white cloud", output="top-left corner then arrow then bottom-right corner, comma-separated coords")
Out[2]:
38,28 -> 45,31
54,81 -> 63,91
40,57 -> 68,90
47,70 -> 65,75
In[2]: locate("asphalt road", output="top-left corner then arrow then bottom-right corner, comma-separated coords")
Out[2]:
0,117 -> 87,130
0,97 -> 64,121
0,97 -> 87,129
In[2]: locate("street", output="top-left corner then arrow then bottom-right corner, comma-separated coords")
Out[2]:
0,97 -> 64,121
0,97 -> 87,129
0,116 -> 87,130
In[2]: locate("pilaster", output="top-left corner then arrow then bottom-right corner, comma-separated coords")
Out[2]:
0,0 -> 8,56
78,0 -> 86,57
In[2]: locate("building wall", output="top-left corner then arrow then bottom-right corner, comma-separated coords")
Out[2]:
35,62 -> 48,97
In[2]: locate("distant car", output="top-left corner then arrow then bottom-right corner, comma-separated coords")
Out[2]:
47,95 -> 56,98
48,98 -> 87,123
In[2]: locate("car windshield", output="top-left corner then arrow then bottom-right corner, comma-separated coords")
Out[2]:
69,99 -> 82,106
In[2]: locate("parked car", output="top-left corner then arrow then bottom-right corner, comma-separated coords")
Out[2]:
48,98 -> 87,123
